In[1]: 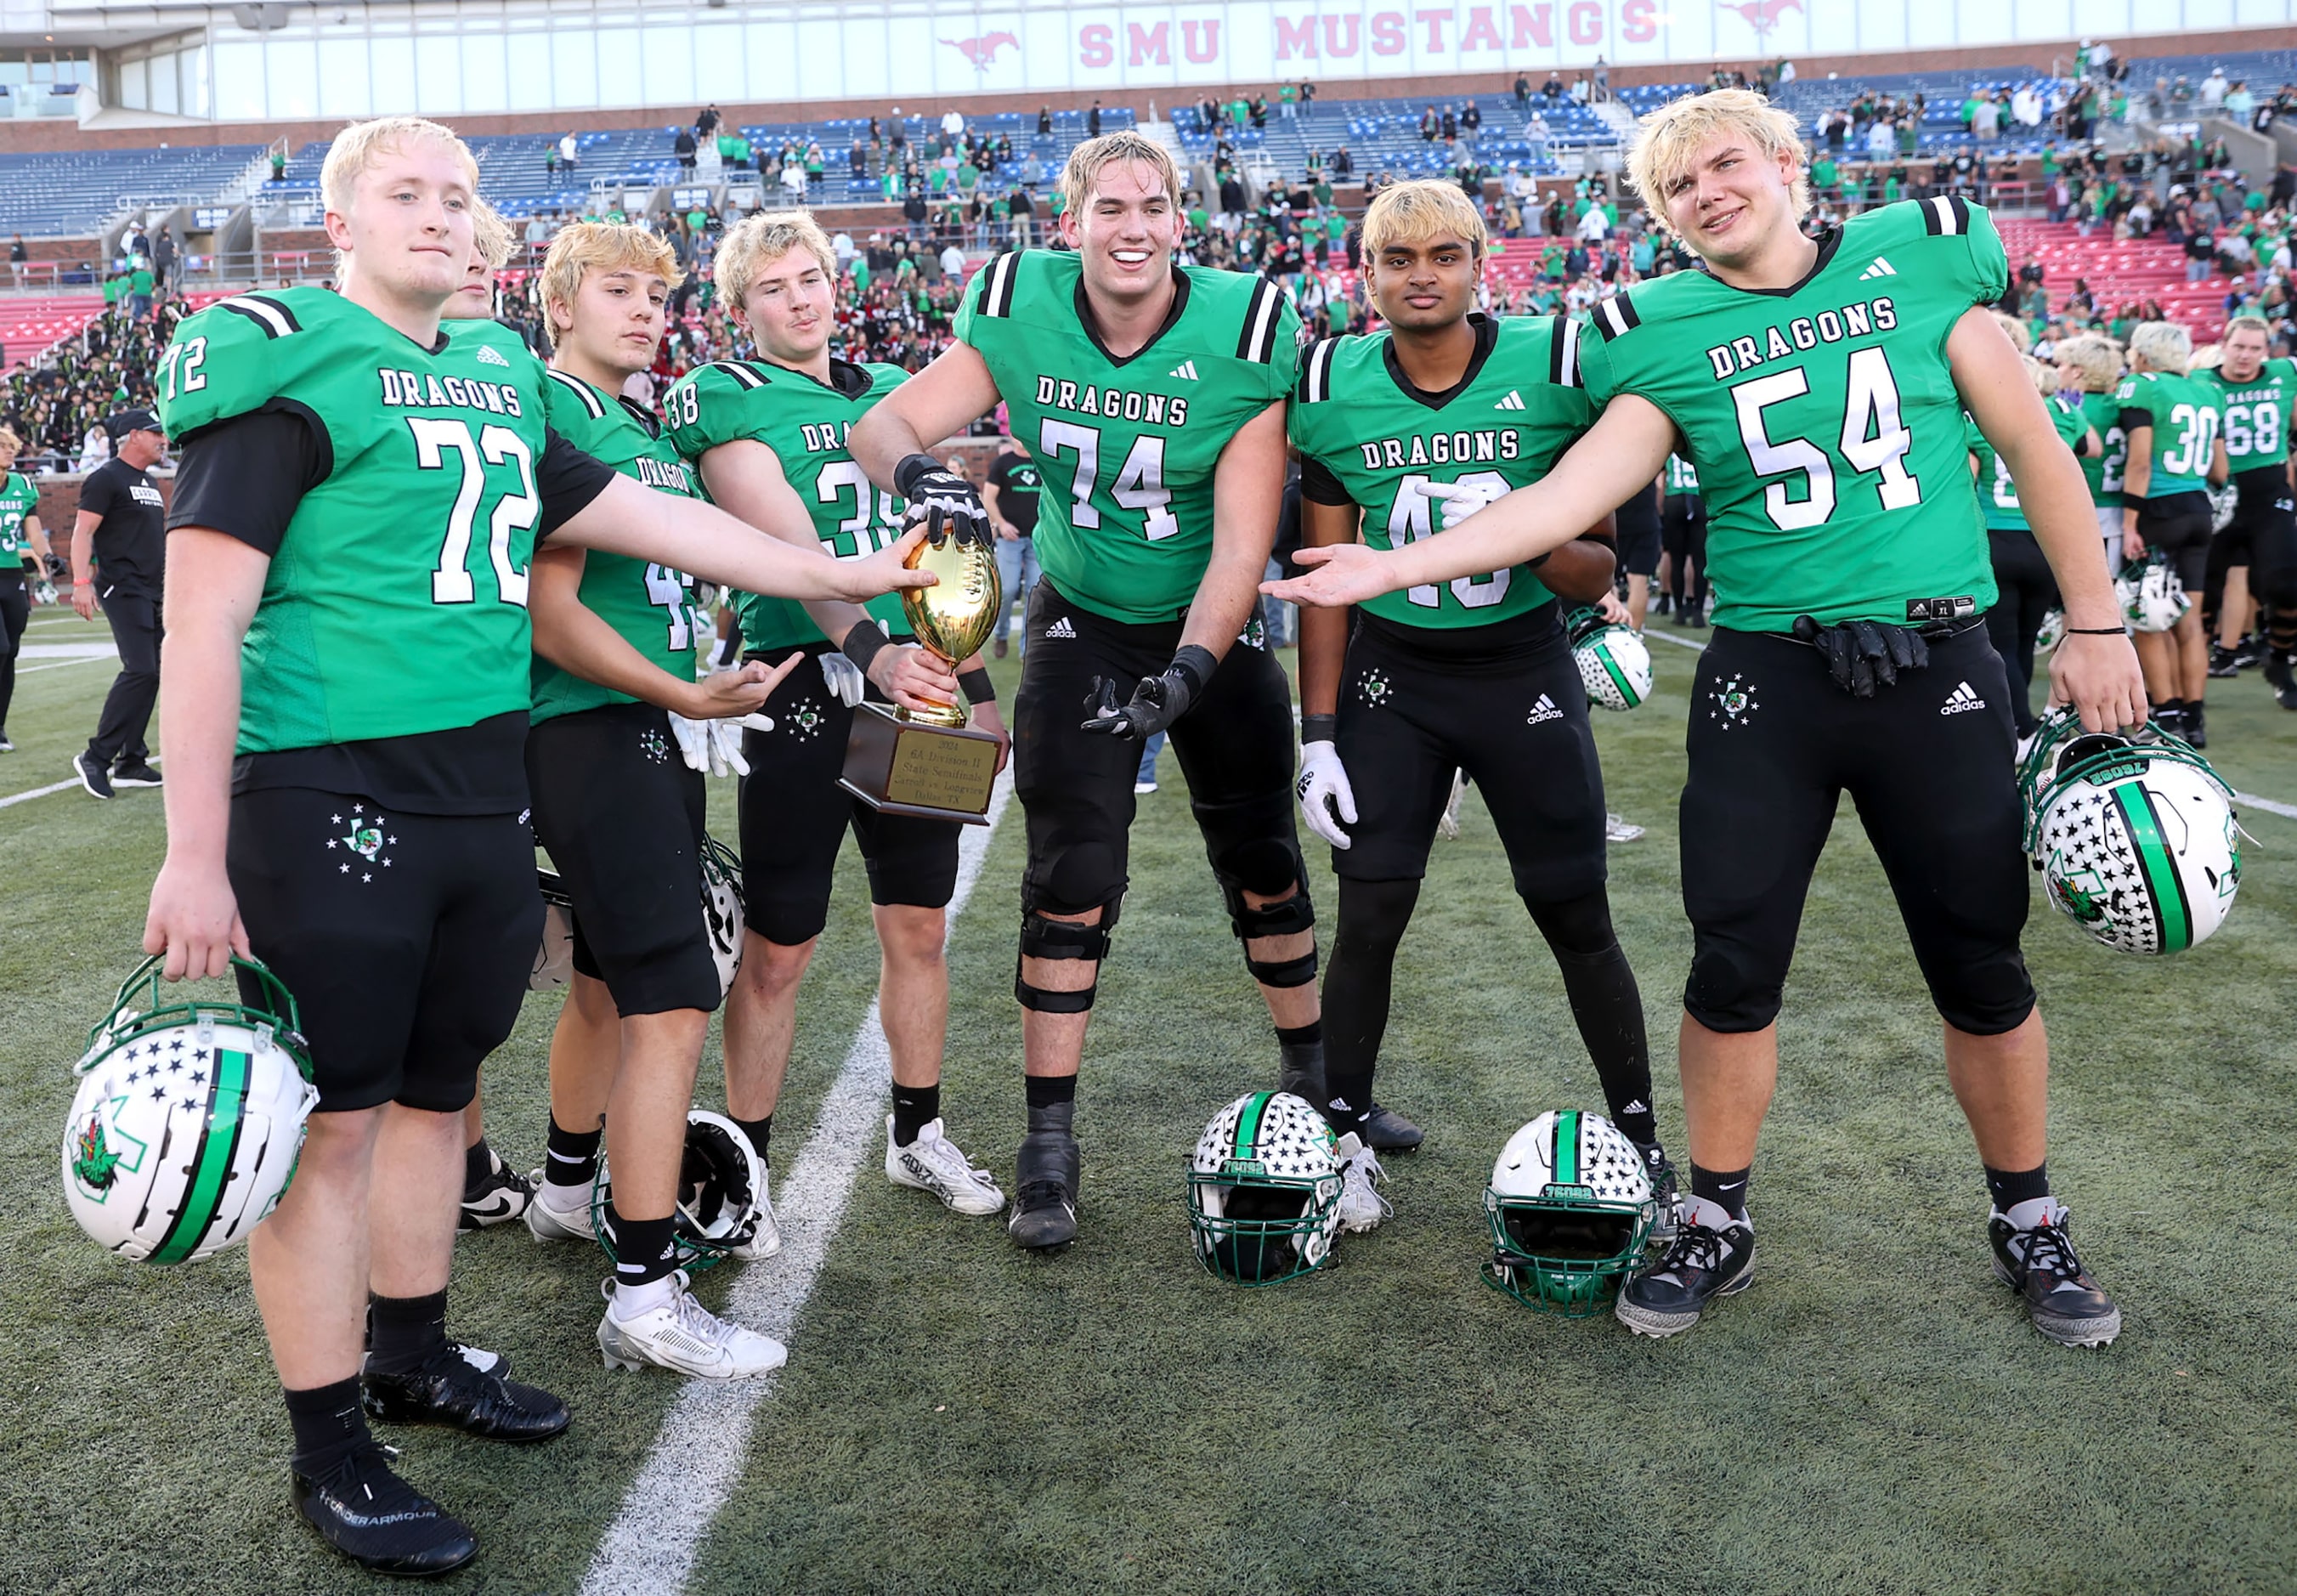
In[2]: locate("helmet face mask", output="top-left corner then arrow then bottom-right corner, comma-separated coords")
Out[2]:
531,867 -> 574,992
1187,1091 -> 1344,1286
699,835 -> 745,1000
2117,554 -> 2192,632
1482,1110 -> 1655,1316
592,1109 -> 763,1271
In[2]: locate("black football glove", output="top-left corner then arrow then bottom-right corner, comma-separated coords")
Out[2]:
42,552 -> 67,582
1791,614 -> 1929,698
1080,644 -> 1217,741
892,451 -> 992,547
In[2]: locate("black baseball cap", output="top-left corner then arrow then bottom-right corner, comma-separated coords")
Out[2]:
105,408 -> 161,439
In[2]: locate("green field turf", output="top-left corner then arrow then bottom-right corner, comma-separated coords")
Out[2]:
3,613 -> 2294,1596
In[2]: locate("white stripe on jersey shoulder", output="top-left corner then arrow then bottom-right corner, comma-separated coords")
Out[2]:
1549,317 -> 1582,388
1237,277 -> 1283,365
1298,336 -> 1342,404
216,292 -> 301,339
976,251 -> 1021,318
705,359 -> 767,389
1922,194 -> 1970,236
545,367 -> 608,418
1593,293 -> 1638,342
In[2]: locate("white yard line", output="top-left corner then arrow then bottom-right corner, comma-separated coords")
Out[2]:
579,767 -> 1016,1596
21,642 -> 117,658
0,774 -> 81,808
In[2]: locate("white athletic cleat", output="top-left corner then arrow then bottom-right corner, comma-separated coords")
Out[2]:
1604,812 -> 1646,843
524,1178 -> 597,1244
1333,1131 -> 1392,1233
597,1271 -> 788,1378
886,1117 -> 1007,1215
726,1162 -> 782,1260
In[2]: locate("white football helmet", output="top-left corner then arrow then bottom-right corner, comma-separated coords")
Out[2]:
699,835 -> 745,999
594,1108 -> 767,1271
2118,554 -> 2190,633
1186,1091 -> 1344,1285
64,958 -> 319,1264
2209,482 -> 2239,533
530,867 -> 574,992
2034,608 -> 2065,654
1483,1110 -> 1656,1315
2019,708 -> 2243,954
1566,606 -> 1652,711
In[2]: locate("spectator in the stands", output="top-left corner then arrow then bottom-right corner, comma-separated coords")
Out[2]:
1089,100 -> 1103,136
696,104 -> 721,140
941,106 -> 965,139
1038,105 -> 1052,135
559,131 -> 580,171
268,147 -> 286,183
676,127 -> 697,172
150,227 -> 175,292
2201,66 -> 2229,109
7,235 -> 22,286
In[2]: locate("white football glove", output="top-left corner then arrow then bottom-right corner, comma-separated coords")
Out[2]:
1295,739 -> 1357,850
818,650 -> 868,708
668,713 -> 769,778
1422,478 -> 1509,531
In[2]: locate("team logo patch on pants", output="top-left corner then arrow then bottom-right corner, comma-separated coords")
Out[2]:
1706,675 -> 1760,731
324,802 -> 397,884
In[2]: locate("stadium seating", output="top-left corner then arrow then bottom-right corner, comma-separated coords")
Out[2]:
0,294 -> 106,365
1999,218 -> 2236,342
1173,93 -> 1611,184
0,144 -> 263,239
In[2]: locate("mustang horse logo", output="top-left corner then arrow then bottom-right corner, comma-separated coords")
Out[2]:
1723,0 -> 1801,40
942,31 -> 1018,71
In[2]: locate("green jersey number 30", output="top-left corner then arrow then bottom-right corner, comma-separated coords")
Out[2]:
1732,348 -> 1921,530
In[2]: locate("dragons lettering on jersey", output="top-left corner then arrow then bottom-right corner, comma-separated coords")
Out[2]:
633,457 -> 694,494
378,368 -> 526,418
1033,375 -> 1190,427
800,422 -> 858,452
1703,297 -> 1898,381
1356,429 -> 1522,470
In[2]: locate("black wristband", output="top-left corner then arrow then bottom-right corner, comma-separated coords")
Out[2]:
959,666 -> 997,705
840,620 -> 892,675
1169,642 -> 1218,696
1301,713 -> 1338,744
892,452 -> 946,500
2066,625 -> 2130,635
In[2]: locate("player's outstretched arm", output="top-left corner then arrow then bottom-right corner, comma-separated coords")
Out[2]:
1264,395 -> 1673,608
1294,495 -> 1357,722
529,544 -> 795,717
555,471 -> 934,608
1180,400 -> 1289,664
1953,307 -> 2143,731
144,529 -> 264,980
846,340 -> 1003,490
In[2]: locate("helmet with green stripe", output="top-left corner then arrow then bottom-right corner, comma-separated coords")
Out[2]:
1565,606 -> 1652,712
1482,1110 -> 1655,1315
64,956 -> 317,1264
1187,1090 -> 1344,1285
2022,708 -> 2243,954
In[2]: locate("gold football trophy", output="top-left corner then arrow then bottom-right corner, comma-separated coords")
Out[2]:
837,514 -> 1004,824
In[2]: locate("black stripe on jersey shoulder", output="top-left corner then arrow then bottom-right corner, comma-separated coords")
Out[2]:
974,252 -> 1021,319
704,359 -> 767,389
1296,336 -> 1343,403
1589,291 -> 1640,342
1920,194 -> 1972,237
545,367 -> 608,418
218,293 -> 302,338
1547,317 -> 1582,388
1236,276 -> 1284,364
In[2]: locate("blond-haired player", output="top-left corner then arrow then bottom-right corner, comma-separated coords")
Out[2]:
2117,320 -> 2229,742
2055,334 -> 2133,576
1270,88 -> 2144,1347
0,422 -> 53,749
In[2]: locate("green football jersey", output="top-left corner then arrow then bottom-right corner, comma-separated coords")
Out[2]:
157,290 -> 552,755
662,356 -> 913,655
2114,371 -> 2222,499
1288,315 -> 1581,629
0,471 -> 37,559
2192,356 -> 2297,470
531,369 -> 704,725
956,250 -> 1301,623
2078,390 -> 2128,508
1664,453 -> 1700,497
1578,197 -> 2010,632
1963,395 -> 2089,532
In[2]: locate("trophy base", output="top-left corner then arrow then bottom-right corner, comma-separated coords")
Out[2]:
837,702 -> 999,824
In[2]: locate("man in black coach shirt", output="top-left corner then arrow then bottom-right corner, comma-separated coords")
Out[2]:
71,407 -> 167,799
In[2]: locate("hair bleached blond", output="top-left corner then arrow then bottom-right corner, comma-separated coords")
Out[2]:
2054,334 -> 2124,392
716,209 -> 838,317
1626,88 -> 1810,235
2223,314 -> 2271,342
320,116 -> 477,221
537,220 -> 682,349
2129,320 -> 2193,376
470,196 -> 513,271
1992,311 -> 2033,354
1060,131 -> 1184,224
1361,178 -> 1486,260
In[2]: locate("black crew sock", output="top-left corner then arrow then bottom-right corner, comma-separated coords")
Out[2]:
1275,1020 -> 1326,1104
1025,1073 -> 1077,1134
285,1377 -> 371,1477
891,1082 -> 941,1146
1689,1163 -> 1751,1221
462,1138 -> 495,1195
608,1205 -> 679,1288
365,1290 -> 449,1377
732,1113 -> 772,1168
1984,1162 -> 2051,1213
1275,1021 -> 1323,1048
544,1117 -> 603,1188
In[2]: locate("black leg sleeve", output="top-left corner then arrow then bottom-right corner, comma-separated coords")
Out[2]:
1525,887 -> 1657,1146
1319,876 -> 1421,1135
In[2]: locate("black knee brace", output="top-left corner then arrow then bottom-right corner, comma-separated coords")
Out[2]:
1219,863 -> 1318,988
1015,895 -> 1121,1014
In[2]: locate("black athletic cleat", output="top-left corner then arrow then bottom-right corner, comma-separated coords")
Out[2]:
362,1343 -> 569,1441
2233,634 -> 2266,670
72,750 -> 112,799
291,1441 -> 477,1577
1632,1140 -> 1681,1242
458,1143 -> 535,1231
2184,701 -> 2207,749
1615,1214 -> 1755,1338
1006,1129 -> 1080,1252
1989,1203 -> 2121,1348
110,758 -> 163,787
0,729 -> 13,752
2268,651 -> 2297,710
2207,643 -> 2241,678
1361,1102 -> 1424,1152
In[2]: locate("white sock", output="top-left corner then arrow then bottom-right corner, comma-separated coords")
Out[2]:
1683,1196 -> 1747,1232
613,1273 -> 678,1317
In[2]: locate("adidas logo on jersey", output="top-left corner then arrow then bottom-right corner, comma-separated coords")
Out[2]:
1494,390 -> 1526,411
1941,681 -> 1988,715
1525,693 -> 1564,726
473,344 -> 512,366
1169,359 -> 1200,381
1044,616 -> 1078,641
1859,257 -> 1898,280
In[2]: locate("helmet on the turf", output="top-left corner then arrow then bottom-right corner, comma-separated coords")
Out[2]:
2209,482 -> 2240,533
2118,554 -> 2190,633
2034,608 -> 2065,654
2020,708 -> 2242,954
1186,1091 -> 1344,1285
1566,606 -> 1653,711
530,867 -> 574,992
1482,1109 -> 1655,1314
63,956 -> 318,1264
593,1108 -> 764,1270
699,835 -> 744,999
